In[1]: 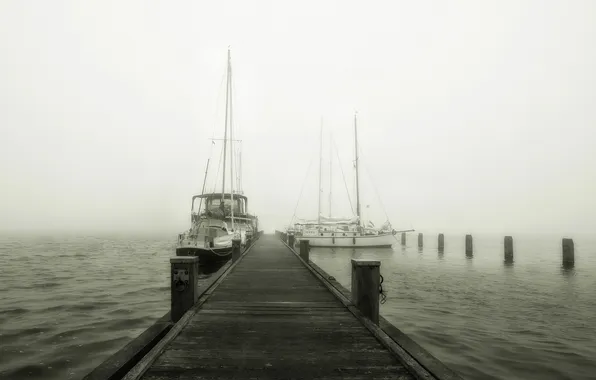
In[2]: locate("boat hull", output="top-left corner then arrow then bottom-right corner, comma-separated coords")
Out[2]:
176,246 -> 233,265
296,233 -> 396,248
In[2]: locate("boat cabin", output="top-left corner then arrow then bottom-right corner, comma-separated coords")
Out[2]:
189,193 -> 258,231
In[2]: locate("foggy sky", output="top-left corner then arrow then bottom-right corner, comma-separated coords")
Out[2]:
1,0 -> 594,236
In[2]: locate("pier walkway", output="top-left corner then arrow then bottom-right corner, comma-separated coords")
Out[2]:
135,234 -> 417,379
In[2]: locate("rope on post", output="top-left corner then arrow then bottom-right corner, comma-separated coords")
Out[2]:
379,274 -> 387,305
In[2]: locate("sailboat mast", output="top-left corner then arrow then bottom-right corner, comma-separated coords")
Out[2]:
318,119 -> 323,224
197,158 -> 211,214
354,112 -> 361,226
221,49 -> 231,206
237,149 -> 242,193
329,132 -> 332,217
229,49 -> 235,230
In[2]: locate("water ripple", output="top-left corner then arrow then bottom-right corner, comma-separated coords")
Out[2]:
1,233 -> 595,380
0,233 -> 173,380
313,233 -> 596,380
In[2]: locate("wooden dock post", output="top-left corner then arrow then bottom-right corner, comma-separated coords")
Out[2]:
465,234 -> 473,256
401,232 -> 406,245
288,233 -> 295,247
504,236 -> 513,263
438,233 -> 444,251
232,239 -> 241,262
351,259 -> 381,325
562,238 -> 574,267
170,256 -> 199,323
418,233 -> 423,248
299,239 -> 310,262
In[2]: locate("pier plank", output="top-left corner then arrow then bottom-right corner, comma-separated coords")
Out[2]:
140,235 -> 417,380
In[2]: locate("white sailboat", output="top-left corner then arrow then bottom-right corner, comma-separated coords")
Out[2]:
176,49 -> 258,264
293,113 -> 412,248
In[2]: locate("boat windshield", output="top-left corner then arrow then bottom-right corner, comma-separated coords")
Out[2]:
193,196 -> 244,215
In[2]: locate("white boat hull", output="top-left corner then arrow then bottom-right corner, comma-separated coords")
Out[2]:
296,233 -> 395,248
178,233 -> 234,250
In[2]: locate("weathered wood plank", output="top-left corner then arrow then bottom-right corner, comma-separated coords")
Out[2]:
139,235 -> 417,380
121,243 -> 253,380
142,366 -> 414,380
82,312 -> 172,380
305,245 -> 465,380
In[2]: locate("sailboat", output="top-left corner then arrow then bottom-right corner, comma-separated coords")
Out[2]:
176,49 -> 258,264
292,113 -> 412,248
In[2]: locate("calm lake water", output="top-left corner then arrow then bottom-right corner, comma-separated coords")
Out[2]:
0,232 -> 595,380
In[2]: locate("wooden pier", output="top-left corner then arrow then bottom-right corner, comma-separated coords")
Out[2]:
85,233 -> 462,380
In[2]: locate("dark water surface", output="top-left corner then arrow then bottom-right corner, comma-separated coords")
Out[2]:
1,233 -> 176,380
312,234 -> 596,380
0,232 -> 595,380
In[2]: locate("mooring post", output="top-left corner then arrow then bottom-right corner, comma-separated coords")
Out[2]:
351,259 -> 381,325
465,234 -> 473,256
438,233 -> 444,251
288,233 -> 295,247
232,239 -> 242,262
170,256 -> 199,323
418,233 -> 423,248
562,238 -> 574,267
504,236 -> 513,263
401,232 -> 406,245
299,239 -> 310,262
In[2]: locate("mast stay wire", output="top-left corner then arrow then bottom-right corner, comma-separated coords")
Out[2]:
197,66 -> 227,214
351,114 -> 392,225
231,74 -> 243,193
211,146 -> 225,195
358,141 -> 413,232
289,126 -> 322,228
357,144 -> 403,244
210,66 -> 229,195
359,150 -> 391,223
331,135 -> 355,216
288,155 -> 316,228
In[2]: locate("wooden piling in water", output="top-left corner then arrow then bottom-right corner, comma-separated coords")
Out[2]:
562,238 -> 574,267
418,233 -> 423,248
465,235 -> 473,256
438,233 -> 444,251
299,239 -> 310,262
401,232 -> 406,245
170,256 -> 199,323
351,259 -> 381,325
504,236 -> 513,263
232,239 -> 241,262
